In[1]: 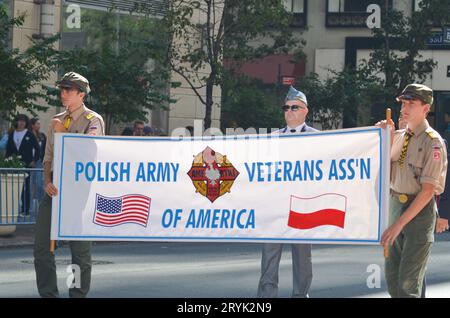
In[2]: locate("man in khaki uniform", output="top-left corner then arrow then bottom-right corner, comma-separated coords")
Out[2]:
378,84 -> 447,298
33,72 -> 104,298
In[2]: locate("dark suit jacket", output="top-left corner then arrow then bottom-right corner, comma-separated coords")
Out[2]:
6,130 -> 40,167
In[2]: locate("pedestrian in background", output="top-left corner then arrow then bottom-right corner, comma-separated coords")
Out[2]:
30,118 -> 46,204
133,120 -> 145,136
6,114 -> 40,216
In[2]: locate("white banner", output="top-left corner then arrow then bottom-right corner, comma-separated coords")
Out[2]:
51,127 -> 390,244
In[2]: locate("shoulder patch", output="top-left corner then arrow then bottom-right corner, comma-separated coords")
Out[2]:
425,128 -> 439,139
86,113 -> 95,120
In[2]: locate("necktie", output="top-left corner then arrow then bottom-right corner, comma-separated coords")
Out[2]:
290,129 -> 296,133
398,131 -> 413,167
64,115 -> 72,130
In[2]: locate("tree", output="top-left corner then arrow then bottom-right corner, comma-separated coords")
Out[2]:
357,0 -> 450,124
47,9 -> 173,134
0,4 -> 58,121
295,69 -> 381,130
221,75 -> 284,131
164,0 -> 303,130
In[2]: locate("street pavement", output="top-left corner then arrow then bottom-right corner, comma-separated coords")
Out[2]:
0,227 -> 449,298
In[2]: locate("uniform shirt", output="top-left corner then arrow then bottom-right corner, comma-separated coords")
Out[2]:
282,123 -> 306,134
275,123 -> 319,135
391,120 -> 447,195
43,104 -> 105,168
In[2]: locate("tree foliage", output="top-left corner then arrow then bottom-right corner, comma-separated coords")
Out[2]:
358,0 -> 450,122
221,75 -> 284,130
164,0 -> 304,129
295,69 -> 384,130
47,9 -> 173,134
0,5 -> 58,120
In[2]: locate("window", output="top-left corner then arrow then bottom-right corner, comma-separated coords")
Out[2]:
326,0 -> 390,27
284,0 -> 304,13
65,0 -> 167,16
328,0 -> 345,13
283,0 -> 307,28
328,0 -> 376,12
61,2 -> 165,50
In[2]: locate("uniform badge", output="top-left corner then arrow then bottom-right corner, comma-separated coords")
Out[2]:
187,147 -> 239,203
433,147 -> 440,161
399,194 -> 408,204
86,113 -> 95,120
88,126 -> 98,136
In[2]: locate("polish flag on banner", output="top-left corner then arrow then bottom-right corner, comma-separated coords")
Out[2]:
288,193 -> 347,230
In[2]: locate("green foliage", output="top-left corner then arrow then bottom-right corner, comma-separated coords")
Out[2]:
358,0 -> 450,122
46,9 -> 173,134
303,0 -> 450,128
0,154 -> 25,168
296,69 -> 381,129
221,75 -> 284,130
0,5 -> 58,120
164,0 -> 304,129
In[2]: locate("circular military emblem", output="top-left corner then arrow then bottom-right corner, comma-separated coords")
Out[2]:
187,147 -> 240,203
399,194 -> 408,204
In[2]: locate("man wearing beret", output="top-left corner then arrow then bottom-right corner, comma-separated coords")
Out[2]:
34,72 -> 104,298
378,83 -> 447,297
257,86 -> 318,298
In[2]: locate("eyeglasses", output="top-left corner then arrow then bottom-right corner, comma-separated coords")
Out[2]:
282,105 -> 305,112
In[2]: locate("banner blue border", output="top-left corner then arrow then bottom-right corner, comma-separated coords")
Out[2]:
57,127 -> 384,243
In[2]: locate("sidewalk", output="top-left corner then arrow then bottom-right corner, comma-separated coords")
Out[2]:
0,224 -> 35,248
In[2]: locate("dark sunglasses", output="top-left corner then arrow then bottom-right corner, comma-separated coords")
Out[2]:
282,105 -> 305,112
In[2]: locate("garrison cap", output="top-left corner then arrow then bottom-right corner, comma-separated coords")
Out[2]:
56,72 -> 91,94
285,86 -> 308,106
396,83 -> 433,105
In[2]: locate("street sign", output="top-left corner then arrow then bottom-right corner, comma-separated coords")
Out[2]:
428,30 -> 450,46
282,76 -> 295,86
444,27 -> 450,44
427,33 -> 444,45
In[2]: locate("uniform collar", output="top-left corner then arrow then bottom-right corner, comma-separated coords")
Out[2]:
65,103 -> 86,121
407,120 -> 429,137
285,123 -> 306,133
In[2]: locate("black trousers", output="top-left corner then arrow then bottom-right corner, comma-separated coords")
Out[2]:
21,175 -> 31,215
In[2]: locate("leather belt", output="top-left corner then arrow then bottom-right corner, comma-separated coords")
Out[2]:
390,190 -> 416,204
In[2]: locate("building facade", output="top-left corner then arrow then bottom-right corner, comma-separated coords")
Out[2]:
239,0 -> 450,133
5,0 -> 219,135
4,0 -> 450,136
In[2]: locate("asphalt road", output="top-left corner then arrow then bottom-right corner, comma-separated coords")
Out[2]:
1,233 -> 449,298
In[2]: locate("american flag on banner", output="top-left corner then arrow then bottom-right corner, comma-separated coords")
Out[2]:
93,194 -> 151,227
